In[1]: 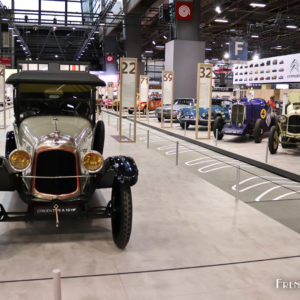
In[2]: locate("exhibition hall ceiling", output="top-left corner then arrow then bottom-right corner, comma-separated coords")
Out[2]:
1,0 -> 300,65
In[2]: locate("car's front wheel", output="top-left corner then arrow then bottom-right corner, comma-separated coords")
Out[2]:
111,181 -> 132,249
180,122 -> 189,129
253,119 -> 264,143
268,125 -> 280,154
213,116 -> 224,140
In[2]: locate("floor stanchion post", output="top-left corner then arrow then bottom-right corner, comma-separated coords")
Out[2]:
108,114 -> 110,126
235,165 -> 241,203
265,142 -> 269,163
147,130 -> 150,149
176,141 -> 179,166
53,269 -> 62,300
215,129 -> 218,147
184,122 -> 186,136
129,123 -> 131,140
117,117 -> 119,132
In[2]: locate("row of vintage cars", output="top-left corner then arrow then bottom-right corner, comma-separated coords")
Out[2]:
154,96 -> 300,154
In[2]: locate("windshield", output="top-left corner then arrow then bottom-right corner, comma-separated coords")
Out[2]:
174,99 -> 194,105
16,83 -> 94,123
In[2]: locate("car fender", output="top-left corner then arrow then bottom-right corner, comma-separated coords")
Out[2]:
96,156 -> 138,188
0,157 -> 17,191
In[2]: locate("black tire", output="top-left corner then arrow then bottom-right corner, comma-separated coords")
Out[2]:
111,182 -> 132,249
93,120 -> 105,154
158,117 -> 161,122
253,119 -> 264,143
213,116 -> 224,140
143,106 -> 147,115
5,131 -> 16,159
180,122 -> 189,129
268,125 -> 280,154
128,109 -> 133,115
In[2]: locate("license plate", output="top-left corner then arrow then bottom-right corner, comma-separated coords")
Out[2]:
34,205 -> 81,216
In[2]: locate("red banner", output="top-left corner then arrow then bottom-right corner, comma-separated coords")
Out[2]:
176,2 -> 193,20
0,57 -> 11,67
106,54 -> 114,63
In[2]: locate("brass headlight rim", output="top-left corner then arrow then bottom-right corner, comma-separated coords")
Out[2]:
82,150 -> 104,173
9,149 -> 32,172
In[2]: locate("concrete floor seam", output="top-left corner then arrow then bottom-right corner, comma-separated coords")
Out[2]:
1,254 -> 300,285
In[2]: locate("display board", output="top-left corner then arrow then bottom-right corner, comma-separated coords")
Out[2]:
0,65 -> 6,129
161,70 -> 174,128
119,57 -> 137,143
233,52 -> 300,84
107,82 -> 114,99
139,75 -> 149,121
195,63 -> 213,139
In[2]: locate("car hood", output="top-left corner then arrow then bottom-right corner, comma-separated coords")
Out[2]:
17,115 -> 93,155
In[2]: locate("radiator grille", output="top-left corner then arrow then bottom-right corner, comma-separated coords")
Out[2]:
288,115 -> 300,134
231,104 -> 245,125
35,150 -> 77,195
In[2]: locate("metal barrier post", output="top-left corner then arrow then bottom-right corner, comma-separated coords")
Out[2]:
53,269 -> 62,300
129,123 -> 131,140
176,141 -> 179,166
108,114 -> 110,126
235,165 -> 240,203
265,142 -> 269,163
117,117 -> 119,132
215,129 -> 218,147
147,130 -> 150,149
184,122 -> 187,136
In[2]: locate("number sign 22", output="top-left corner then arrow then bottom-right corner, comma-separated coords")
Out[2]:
122,61 -> 136,74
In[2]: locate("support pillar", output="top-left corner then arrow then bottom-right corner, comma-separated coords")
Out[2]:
165,0 -> 205,99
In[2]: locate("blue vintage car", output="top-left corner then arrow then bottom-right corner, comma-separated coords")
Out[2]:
177,98 -> 231,129
217,98 -> 277,143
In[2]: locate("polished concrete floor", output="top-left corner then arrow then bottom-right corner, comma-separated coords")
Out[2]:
0,109 -> 300,299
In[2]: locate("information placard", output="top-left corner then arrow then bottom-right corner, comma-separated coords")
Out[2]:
139,75 -> 149,120
119,57 -> 137,142
196,63 -> 213,139
107,82 -> 114,100
161,70 -> 174,127
0,65 -> 6,129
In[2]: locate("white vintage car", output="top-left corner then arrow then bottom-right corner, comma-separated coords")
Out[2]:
0,71 -> 138,249
269,98 -> 300,153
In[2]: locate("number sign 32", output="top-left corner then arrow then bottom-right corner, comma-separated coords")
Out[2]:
199,66 -> 212,79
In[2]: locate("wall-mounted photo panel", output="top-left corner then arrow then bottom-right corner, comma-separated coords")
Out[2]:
161,70 -> 174,128
195,63 -> 213,139
139,75 -> 149,121
119,57 -> 137,143
0,65 -> 6,129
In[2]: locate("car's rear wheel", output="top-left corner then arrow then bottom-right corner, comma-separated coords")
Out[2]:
268,125 -> 280,154
158,116 -> 161,122
213,116 -> 224,140
253,119 -> 264,143
5,131 -> 16,159
111,181 -> 132,249
93,120 -> 105,154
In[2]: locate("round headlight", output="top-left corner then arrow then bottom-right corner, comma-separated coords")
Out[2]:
9,150 -> 31,171
279,115 -> 287,123
82,151 -> 104,173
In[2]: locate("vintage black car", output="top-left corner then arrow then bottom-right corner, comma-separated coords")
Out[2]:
0,71 -> 138,249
